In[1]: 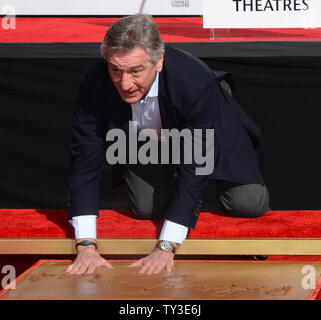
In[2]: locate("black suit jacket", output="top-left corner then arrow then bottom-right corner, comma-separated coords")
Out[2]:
67,46 -> 264,228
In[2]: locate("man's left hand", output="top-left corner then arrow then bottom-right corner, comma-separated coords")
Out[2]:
128,247 -> 175,274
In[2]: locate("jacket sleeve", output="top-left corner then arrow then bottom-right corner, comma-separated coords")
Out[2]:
164,79 -> 217,229
67,76 -> 108,220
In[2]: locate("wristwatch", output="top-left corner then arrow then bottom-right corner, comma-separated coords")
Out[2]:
75,240 -> 97,249
155,240 -> 176,253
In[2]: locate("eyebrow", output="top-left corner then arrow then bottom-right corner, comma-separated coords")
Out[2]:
108,61 -> 144,70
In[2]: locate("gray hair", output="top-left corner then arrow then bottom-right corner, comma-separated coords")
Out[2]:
100,14 -> 164,65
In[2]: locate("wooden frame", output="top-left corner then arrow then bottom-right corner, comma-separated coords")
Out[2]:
1,238 -> 321,255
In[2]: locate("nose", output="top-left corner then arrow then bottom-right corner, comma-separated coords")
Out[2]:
120,72 -> 133,91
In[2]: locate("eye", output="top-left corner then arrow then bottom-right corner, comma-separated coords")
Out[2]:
131,70 -> 142,77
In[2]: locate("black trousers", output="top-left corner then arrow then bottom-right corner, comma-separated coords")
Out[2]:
124,161 -> 270,222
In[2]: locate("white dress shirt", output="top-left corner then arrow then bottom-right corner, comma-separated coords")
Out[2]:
69,72 -> 188,245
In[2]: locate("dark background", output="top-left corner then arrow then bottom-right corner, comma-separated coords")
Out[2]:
0,42 -> 320,210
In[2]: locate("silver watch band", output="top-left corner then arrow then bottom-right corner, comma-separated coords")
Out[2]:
155,240 -> 176,253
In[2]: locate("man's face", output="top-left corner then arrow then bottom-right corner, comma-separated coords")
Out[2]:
106,46 -> 164,104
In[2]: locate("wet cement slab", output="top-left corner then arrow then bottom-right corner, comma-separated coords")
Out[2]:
1,260 -> 320,300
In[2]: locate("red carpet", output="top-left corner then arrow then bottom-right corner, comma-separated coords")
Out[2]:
1,209 -> 321,239
1,17 -> 321,43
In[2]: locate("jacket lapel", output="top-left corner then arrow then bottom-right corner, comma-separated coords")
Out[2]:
158,70 -> 178,130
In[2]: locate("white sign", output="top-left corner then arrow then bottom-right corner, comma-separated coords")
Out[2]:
203,0 -> 321,28
0,0 -> 202,15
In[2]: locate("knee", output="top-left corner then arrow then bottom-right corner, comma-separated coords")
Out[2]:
131,200 -> 164,220
230,202 -> 268,218
221,185 -> 270,218
131,200 -> 154,219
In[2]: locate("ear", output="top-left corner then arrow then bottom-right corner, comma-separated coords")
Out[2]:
155,51 -> 164,73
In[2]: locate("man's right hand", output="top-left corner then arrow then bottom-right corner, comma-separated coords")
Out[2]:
65,240 -> 113,274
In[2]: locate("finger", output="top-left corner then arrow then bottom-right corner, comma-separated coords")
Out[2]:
76,262 -> 89,275
149,261 -> 166,275
140,261 -> 157,274
128,259 -> 143,268
165,263 -> 174,273
153,263 -> 166,274
65,263 -> 75,273
103,260 -> 113,269
138,261 -> 151,274
86,263 -> 96,274
67,261 -> 82,274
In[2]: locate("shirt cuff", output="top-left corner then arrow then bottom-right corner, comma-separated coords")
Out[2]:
68,215 -> 97,239
159,219 -> 188,245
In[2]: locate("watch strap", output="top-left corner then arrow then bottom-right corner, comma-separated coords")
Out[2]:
75,240 -> 97,249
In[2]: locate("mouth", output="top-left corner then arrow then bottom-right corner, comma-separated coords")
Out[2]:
122,90 -> 137,97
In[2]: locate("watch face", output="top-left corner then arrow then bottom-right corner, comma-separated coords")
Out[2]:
160,241 -> 173,252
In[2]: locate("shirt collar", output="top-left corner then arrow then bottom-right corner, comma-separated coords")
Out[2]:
148,72 -> 159,98
140,72 -> 159,103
